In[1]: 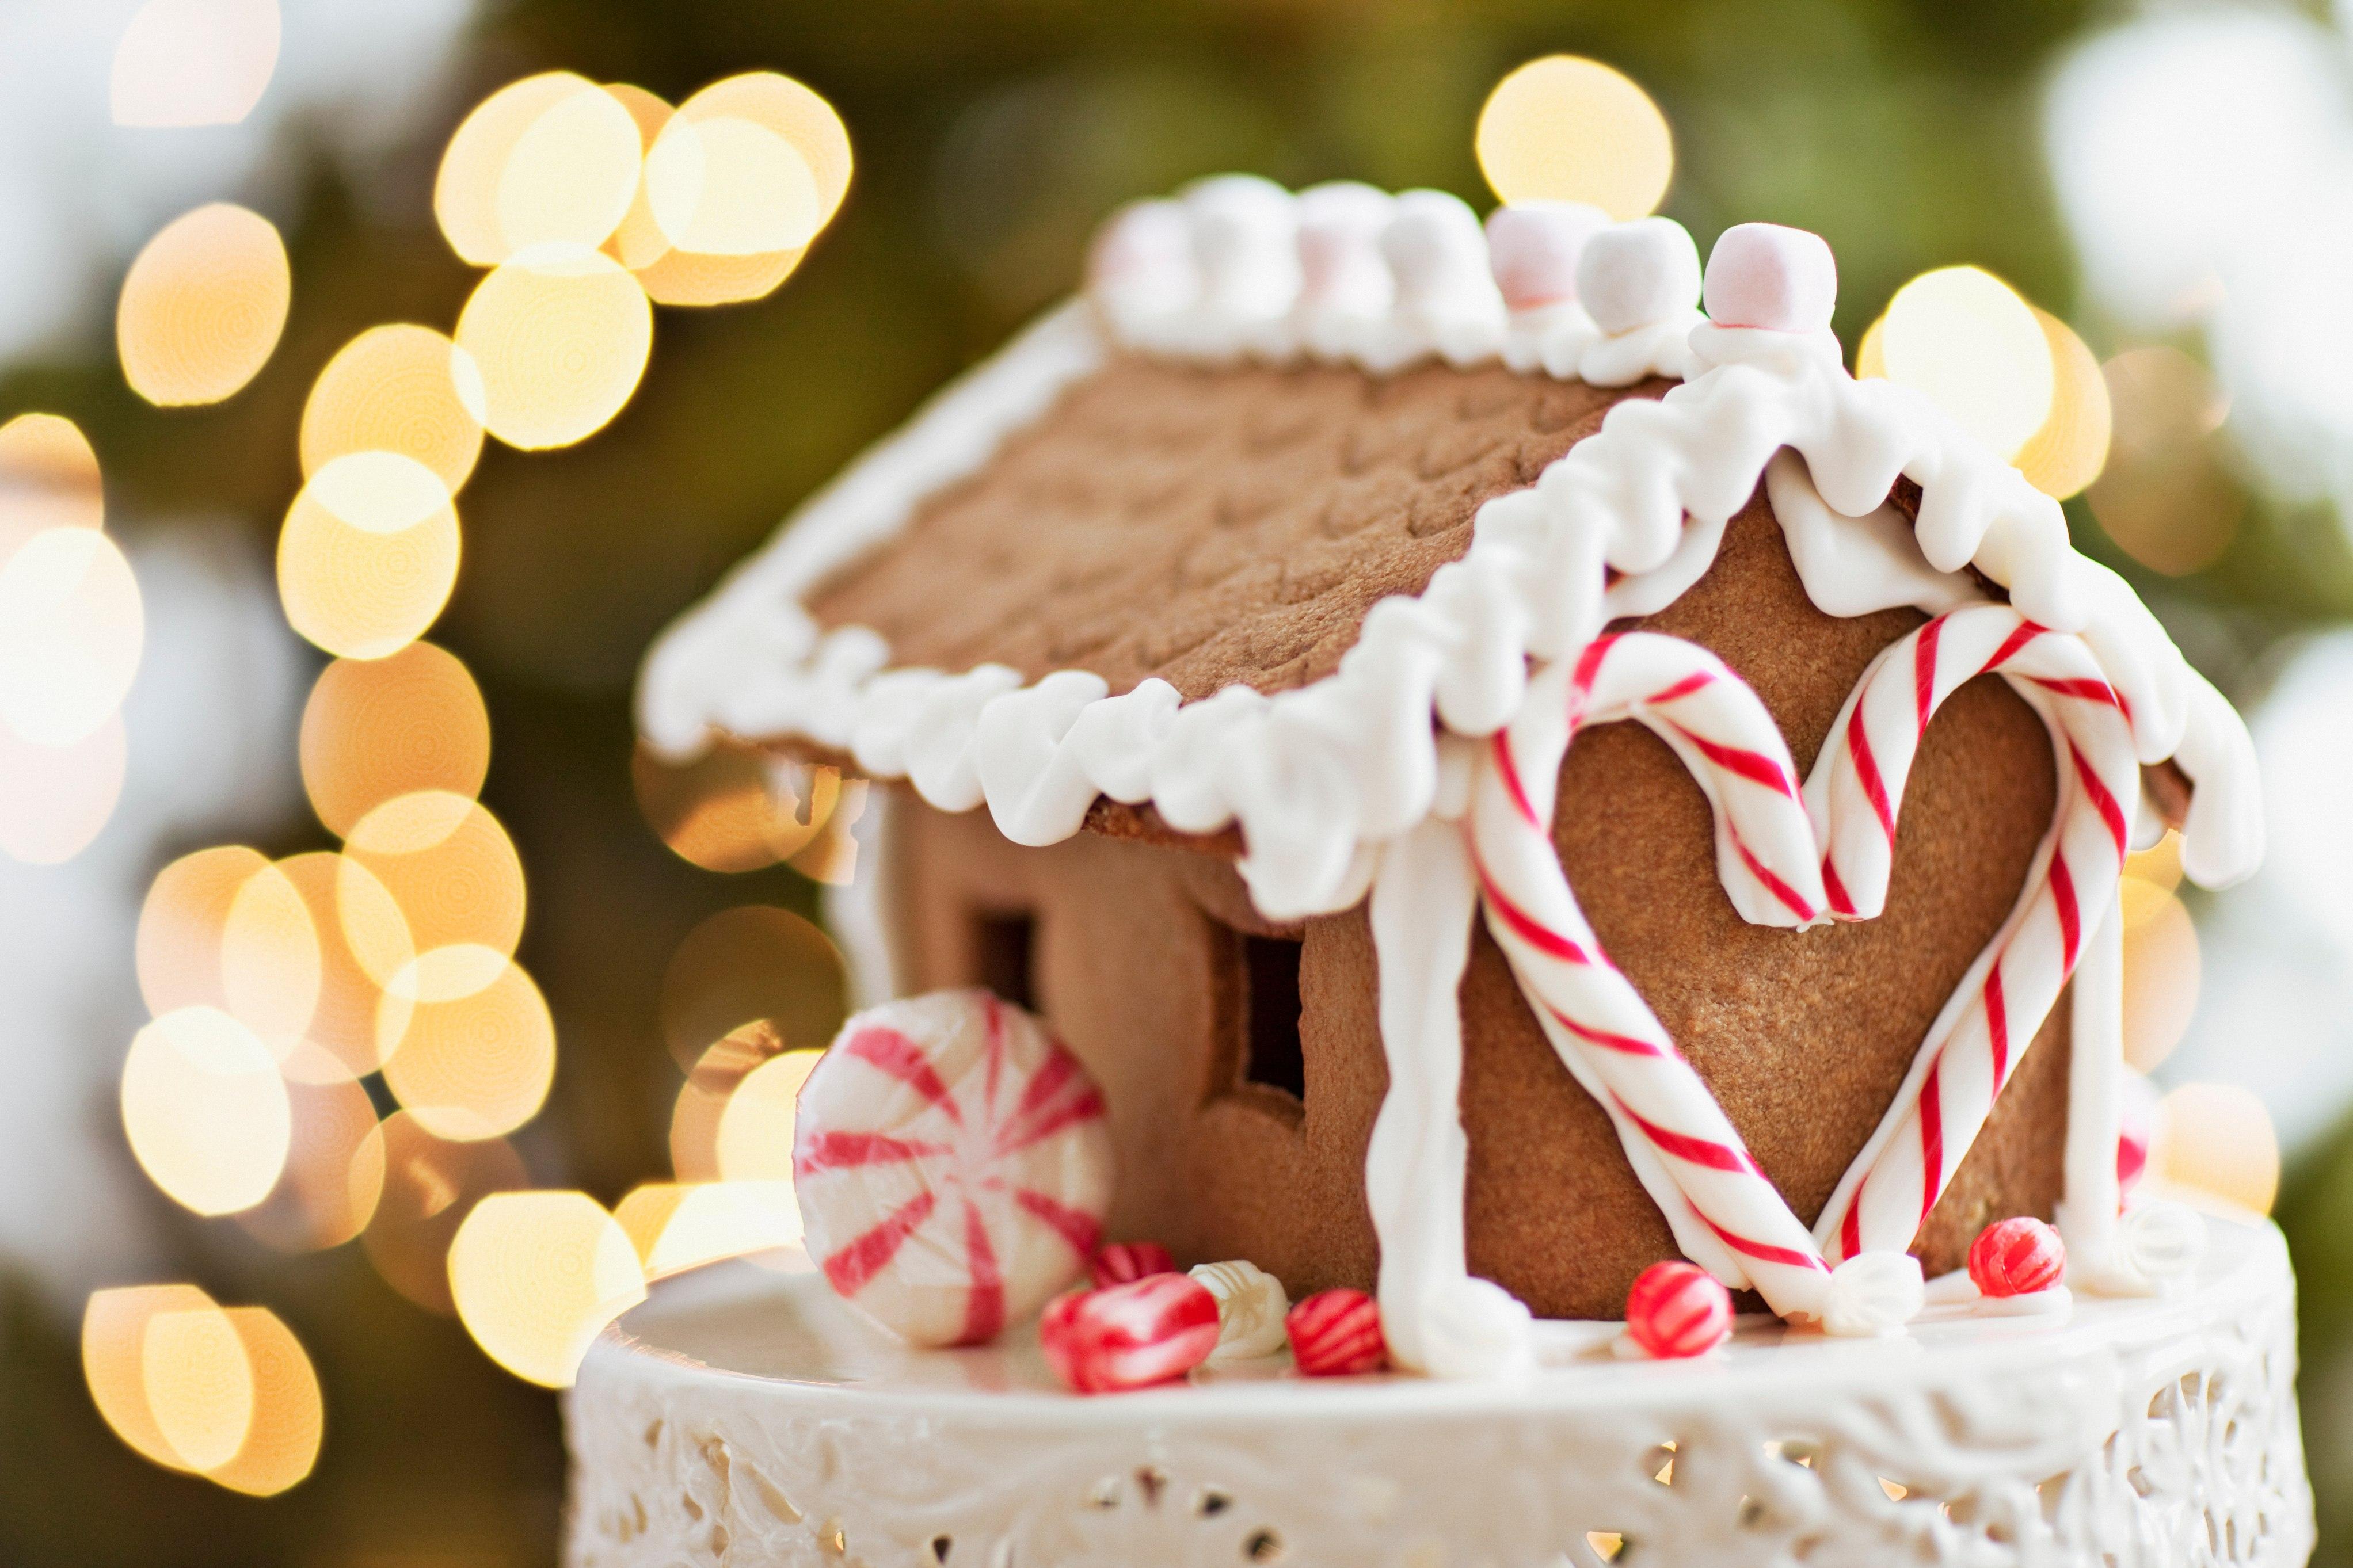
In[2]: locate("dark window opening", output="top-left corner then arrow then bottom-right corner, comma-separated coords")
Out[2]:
1239,933 -> 1306,1103
971,909 -> 1038,1013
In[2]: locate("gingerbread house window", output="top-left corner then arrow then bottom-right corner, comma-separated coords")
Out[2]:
1209,921 -> 1307,1117
968,907 -> 1038,1013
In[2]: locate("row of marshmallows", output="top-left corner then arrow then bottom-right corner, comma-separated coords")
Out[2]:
1086,173 -> 1840,388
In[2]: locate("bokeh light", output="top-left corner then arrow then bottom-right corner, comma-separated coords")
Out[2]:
236,1074 -> 385,1252
1475,56 -> 1673,219
454,243 -> 654,451
671,1020 -> 785,1180
631,742 -> 839,872
202,1307 -> 325,1497
658,905 -> 846,1073
0,413 -> 105,541
277,451 -> 462,659
116,203 -> 290,406
299,325 -> 488,494
110,0 -> 279,128
379,953 -> 555,1142
645,115 -> 824,257
2011,308 -> 2113,500
121,1006 -> 292,1216
601,83 -> 680,271
789,778 -> 869,885
435,72 -> 607,266
0,712 -> 126,864
715,1047 -> 822,1183
615,1181 -> 804,1281
2120,873 -> 2202,1072
637,246 -> 808,308
607,72 -> 844,306
1876,266 -> 2055,459
269,852 -> 415,1080
0,524 -> 144,745
83,1284 -> 222,1471
300,642 -> 491,840
448,1191 -> 646,1387
341,791 -> 526,973
142,1298 -> 257,1471
2087,345 -> 2243,575
494,81 -> 644,255
217,856 -> 323,1058
2127,830 -> 2186,895
138,845 -> 271,1016
359,1111 -> 527,1315
2154,1081 -> 2280,1214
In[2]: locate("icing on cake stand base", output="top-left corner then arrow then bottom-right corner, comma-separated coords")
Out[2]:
565,1209 -> 2310,1568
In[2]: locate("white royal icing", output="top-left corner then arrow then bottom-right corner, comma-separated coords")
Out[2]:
637,180 -> 2265,1378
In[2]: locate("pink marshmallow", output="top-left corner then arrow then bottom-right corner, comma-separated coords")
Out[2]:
1703,222 -> 1838,334
1484,201 -> 1609,312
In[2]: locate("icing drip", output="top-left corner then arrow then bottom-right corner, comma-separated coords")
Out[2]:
636,181 -> 2266,1375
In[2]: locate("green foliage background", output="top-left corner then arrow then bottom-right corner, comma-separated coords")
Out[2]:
1,1 -> 2344,1562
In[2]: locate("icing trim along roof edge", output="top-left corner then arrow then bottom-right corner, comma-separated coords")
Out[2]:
637,180 -> 2261,925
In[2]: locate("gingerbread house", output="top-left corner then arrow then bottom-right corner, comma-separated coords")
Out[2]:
637,178 -> 2261,1372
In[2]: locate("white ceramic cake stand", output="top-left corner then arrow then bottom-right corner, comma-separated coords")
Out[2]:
564,1208 -> 2312,1568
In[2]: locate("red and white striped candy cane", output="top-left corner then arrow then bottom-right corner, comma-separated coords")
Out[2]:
1468,631 -> 1836,1315
1810,604 -> 2135,1260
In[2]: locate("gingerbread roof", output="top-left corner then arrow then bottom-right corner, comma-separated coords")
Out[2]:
806,357 -> 1650,702
637,178 -> 2261,924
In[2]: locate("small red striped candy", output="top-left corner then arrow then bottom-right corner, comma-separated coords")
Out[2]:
1969,1216 -> 2066,1298
1624,1261 -> 1732,1359
1040,1274 -> 1221,1393
1090,1241 -> 1175,1288
793,990 -> 1114,1348
1285,1288 -> 1387,1376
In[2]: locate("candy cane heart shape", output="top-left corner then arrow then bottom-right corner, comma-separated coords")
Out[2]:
1810,606 -> 2137,1261
1468,631 -> 1836,1318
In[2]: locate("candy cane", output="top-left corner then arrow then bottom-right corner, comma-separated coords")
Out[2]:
1468,631 -> 1836,1316
1810,605 -> 2136,1260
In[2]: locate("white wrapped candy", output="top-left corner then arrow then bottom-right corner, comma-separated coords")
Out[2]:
1189,1259 -> 1291,1363
794,989 -> 1115,1347
1577,216 -> 1703,335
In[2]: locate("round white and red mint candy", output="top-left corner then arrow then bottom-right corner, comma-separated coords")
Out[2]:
1286,1288 -> 1388,1377
1968,1216 -> 2066,1299
1090,1240 -> 1175,1288
1624,1260 -> 1733,1359
1040,1273 -> 1221,1394
793,989 -> 1114,1348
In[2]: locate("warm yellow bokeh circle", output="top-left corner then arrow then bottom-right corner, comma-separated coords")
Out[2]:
1476,56 -> 1673,219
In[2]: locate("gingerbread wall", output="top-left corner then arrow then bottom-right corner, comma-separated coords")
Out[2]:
875,491 -> 2069,1320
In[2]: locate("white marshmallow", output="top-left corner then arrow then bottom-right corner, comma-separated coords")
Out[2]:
1484,201 -> 1610,311
1703,222 -> 1838,333
1382,188 -> 1497,314
1183,174 -> 1300,322
1295,181 -> 1396,322
1087,199 -> 1198,316
1577,216 -> 1703,335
